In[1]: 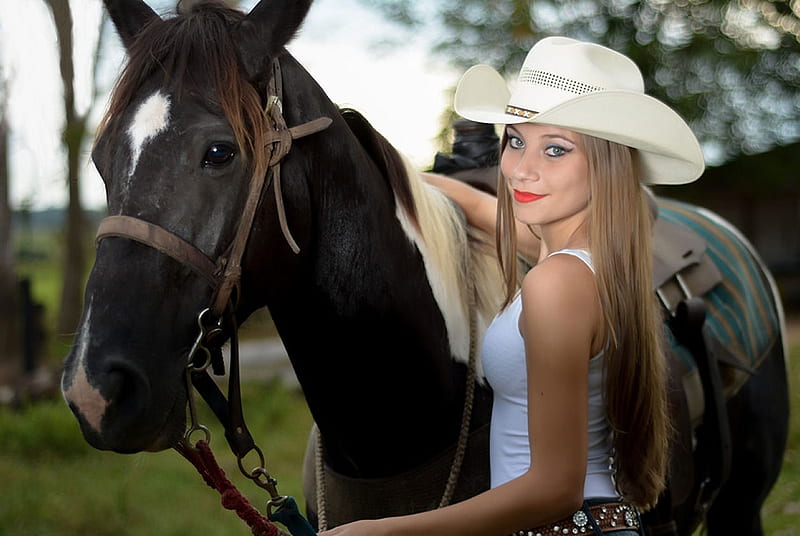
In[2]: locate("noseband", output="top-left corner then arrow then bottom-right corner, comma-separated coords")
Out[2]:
93,59 -> 330,512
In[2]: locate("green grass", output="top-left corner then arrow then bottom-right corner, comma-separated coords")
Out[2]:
2,345 -> 798,535
761,340 -> 800,535
0,380 -> 313,536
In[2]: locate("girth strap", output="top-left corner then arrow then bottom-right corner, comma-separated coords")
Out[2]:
669,298 -> 732,518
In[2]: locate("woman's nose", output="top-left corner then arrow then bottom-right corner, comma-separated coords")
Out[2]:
510,157 -> 541,183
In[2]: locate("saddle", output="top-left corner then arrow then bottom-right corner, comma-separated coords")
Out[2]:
648,202 -> 750,535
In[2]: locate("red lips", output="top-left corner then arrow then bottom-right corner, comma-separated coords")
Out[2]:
513,190 -> 545,203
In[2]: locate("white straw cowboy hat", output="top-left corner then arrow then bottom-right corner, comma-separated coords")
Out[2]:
454,36 -> 705,185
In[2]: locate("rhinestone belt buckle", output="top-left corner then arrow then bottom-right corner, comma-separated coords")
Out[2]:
572,510 -> 589,532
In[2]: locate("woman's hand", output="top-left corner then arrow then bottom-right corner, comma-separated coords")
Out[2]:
318,519 -> 389,536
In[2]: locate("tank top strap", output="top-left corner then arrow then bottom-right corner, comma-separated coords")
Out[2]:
546,248 -> 594,273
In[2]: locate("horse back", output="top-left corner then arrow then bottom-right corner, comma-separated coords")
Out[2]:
655,197 -> 785,393
650,197 -> 788,533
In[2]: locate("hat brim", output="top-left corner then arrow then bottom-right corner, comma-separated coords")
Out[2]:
454,65 -> 705,185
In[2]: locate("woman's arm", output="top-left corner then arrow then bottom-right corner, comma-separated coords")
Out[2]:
422,172 -> 540,261
319,255 -> 598,536
422,172 -> 498,233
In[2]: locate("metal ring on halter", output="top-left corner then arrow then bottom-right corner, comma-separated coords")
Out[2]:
184,422 -> 212,446
182,310 -> 220,448
187,308 -> 222,371
183,364 -> 212,447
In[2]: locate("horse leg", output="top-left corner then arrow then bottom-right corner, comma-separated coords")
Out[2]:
705,345 -> 790,536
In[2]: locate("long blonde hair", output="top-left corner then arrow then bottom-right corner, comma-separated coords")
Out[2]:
495,132 -> 670,511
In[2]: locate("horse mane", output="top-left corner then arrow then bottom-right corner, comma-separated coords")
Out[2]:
339,108 -> 418,229
96,1 -> 271,179
341,108 -> 503,371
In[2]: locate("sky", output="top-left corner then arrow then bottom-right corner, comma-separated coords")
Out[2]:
0,0 -> 458,210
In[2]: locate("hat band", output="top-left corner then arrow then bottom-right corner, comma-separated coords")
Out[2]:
505,105 -> 538,119
519,69 -> 604,95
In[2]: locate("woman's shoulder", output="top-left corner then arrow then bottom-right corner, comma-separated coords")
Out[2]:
522,251 -> 595,296
520,253 -> 600,336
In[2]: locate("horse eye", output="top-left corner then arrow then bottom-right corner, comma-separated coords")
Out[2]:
203,143 -> 236,168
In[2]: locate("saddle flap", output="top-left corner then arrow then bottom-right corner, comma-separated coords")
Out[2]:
653,217 -> 723,315
653,217 -> 708,288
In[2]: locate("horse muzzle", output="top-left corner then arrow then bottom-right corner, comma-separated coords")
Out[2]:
62,346 -> 185,453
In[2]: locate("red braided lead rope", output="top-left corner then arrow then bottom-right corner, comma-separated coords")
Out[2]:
175,440 -> 280,536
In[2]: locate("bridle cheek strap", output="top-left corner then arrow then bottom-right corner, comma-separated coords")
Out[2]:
206,58 -> 331,316
266,114 -> 333,259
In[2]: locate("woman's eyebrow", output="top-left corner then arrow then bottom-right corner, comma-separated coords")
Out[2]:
542,133 -> 578,145
505,127 -> 578,145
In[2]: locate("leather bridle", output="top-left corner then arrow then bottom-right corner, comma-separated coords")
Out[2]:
97,60 -> 331,320
93,58 -> 331,498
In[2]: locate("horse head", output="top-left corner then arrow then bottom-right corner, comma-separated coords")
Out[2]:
61,0 -> 319,453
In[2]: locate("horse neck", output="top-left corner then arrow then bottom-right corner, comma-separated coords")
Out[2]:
250,56 -> 490,477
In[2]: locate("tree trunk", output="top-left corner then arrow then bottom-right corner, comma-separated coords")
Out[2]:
0,92 -> 21,385
43,0 -> 87,338
56,118 -> 88,339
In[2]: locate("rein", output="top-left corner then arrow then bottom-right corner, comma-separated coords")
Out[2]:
94,58 -> 329,535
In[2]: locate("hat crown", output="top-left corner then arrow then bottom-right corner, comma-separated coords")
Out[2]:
510,37 -> 644,113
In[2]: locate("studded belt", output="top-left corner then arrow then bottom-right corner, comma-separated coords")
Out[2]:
512,501 -> 640,536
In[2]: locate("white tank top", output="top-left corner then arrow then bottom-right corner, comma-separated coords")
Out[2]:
481,249 -> 617,498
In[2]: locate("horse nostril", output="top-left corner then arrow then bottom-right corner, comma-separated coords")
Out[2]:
104,358 -> 152,422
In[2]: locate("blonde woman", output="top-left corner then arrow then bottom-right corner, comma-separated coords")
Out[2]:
321,36 -> 704,536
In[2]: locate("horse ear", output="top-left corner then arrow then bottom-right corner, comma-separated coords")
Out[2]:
103,0 -> 161,50
234,0 -> 315,83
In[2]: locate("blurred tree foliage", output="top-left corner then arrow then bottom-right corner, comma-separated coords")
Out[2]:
360,0 -> 800,166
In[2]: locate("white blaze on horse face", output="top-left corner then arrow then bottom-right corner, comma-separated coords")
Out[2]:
62,301 -> 109,433
127,91 -> 171,178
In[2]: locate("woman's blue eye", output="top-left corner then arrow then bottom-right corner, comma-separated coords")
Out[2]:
203,143 -> 236,167
545,144 -> 569,157
508,135 -> 525,149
